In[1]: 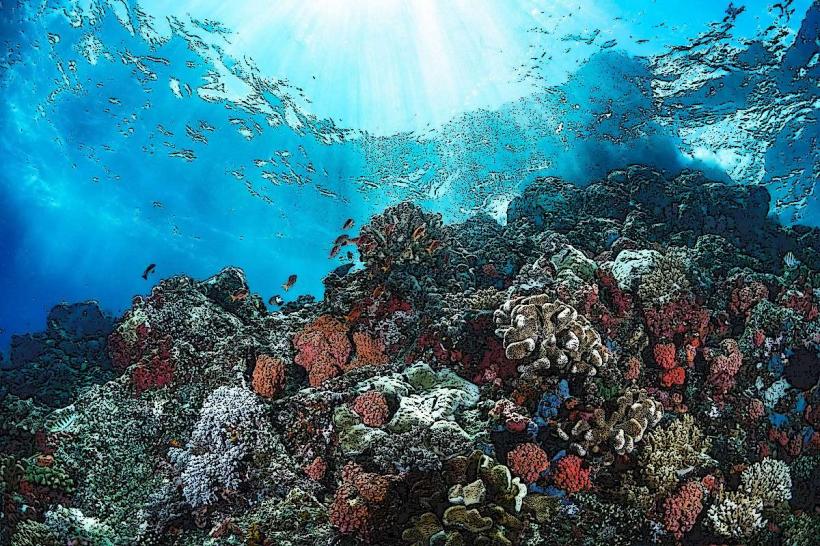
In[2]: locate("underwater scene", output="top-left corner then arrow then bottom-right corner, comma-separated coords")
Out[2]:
1,0 -> 819,544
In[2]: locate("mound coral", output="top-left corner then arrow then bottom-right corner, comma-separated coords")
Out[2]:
507,443 -> 550,483
662,481 -> 704,540
351,391 -> 390,428
293,315 -> 352,387
251,354 -> 286,398
552,455 -> 591,494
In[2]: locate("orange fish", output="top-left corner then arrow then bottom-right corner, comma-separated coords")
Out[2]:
412,223 -> 426,241
230,289 -> 248,302
346,307 -> 362,323
372,285 -> 384,299
169,438 -> 182,448
427,240 -> 442,254
342,218 -> 355,230
282,274 -> 298,291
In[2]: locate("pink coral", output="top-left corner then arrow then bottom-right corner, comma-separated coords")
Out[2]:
304,456 -> 327,481
251,354 -> 286,398
329,462 -> 393,541
350,332 -> 389,369
352,391 -> 390,427
293,315 -> 352,387
552,455 -> 591,494
662,481 -> 704,540
706,339 -> 742,394
131,334 -> 174,394
653,343 -> 677,370
644,296 -> 710,342
729,281 -> 769,318
507,443 -> 550,483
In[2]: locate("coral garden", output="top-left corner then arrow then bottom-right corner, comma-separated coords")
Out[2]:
2,166 -> 820,545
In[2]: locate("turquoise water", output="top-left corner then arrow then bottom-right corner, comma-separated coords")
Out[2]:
0,0 -> 817,349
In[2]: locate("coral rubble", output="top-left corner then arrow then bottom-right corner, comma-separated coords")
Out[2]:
2,167 -> 820,545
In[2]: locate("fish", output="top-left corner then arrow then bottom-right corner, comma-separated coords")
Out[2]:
426,240 -> 442,254
372,285 -> 384,299
230,288 -> 248,302
342,218 -> 355,230
334,234 -> 349,245
329,243 -> 342,258
783,251 -> 800,269
268,295 -> 284,306
331,263 -> 354,277
141,263 -> 156,280
346,251 -> 353,260
168,438 -> 182,448
282,274 -> 298,291
411,223 -> 427,241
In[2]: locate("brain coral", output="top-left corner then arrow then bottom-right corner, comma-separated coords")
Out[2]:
493,295 -> 608,376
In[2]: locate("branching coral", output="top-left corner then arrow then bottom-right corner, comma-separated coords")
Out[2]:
640,415 -> 713,497
494,295 -> 608,376
706,490 -> 765,539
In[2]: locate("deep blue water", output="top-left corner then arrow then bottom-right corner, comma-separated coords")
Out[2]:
0,0 -> 818,350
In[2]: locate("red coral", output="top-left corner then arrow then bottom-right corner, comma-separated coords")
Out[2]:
653,343 -> 678,370
293,315 -> 352,387
304,456 -> 327,481
729,281 -> 769,318
131,334 -> 174,394
552,455 -> 591,494
624,356 -> 641,382
781,288 -> 819,321
660,366 -> 686,388
706,339 -> 742,394
352,391 -> 390,427
644,296 -> 710,342
507,443 -> 550,483
662,481 -> 704,540
251,354 -> 286,398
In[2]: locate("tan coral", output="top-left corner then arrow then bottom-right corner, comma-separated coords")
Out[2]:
493,296 -> 608,377
558,387 -> 663,457
640,415 -> 713,497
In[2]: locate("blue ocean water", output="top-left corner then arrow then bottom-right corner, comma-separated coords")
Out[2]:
0,0 -> 817,350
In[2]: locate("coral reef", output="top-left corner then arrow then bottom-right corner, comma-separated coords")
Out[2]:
2,167 -> 820,545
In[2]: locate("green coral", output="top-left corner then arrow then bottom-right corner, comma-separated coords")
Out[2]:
10,520 -> 58,546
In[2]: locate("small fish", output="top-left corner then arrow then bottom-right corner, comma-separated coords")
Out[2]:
268,295 -> 284,306
342,218 -> 355,230
168,438 -> 182,448
346,251 -> 353,260
426,240 -> 442,254
372,285 -> 384,299
282,274 -> 298,291
334,234 -> 349,246
411,223 -> 427,241
141,263 -> 156,280
783,251 -> 800,269
230,288 -> 248,302
346,307 -> 362,323
329,243 -> 342,258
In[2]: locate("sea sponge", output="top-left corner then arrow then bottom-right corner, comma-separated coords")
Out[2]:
494,296 -> 608,376
506,443 -> 550,483
706,339 -> 743,394
251,354 -> 286,398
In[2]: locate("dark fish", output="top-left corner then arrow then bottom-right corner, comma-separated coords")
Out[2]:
334,234 -> 349,245
346,251 -> 353,260
329,243 -> 342,258
342,218 -> 354,230
141,263 -> 156,280
331,263 -> 354,277
282,274 -> 297,291
268,295 -> 284,306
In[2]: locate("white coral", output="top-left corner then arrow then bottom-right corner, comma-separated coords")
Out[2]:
707,490 -> 765,539
741,458 -> 792,505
